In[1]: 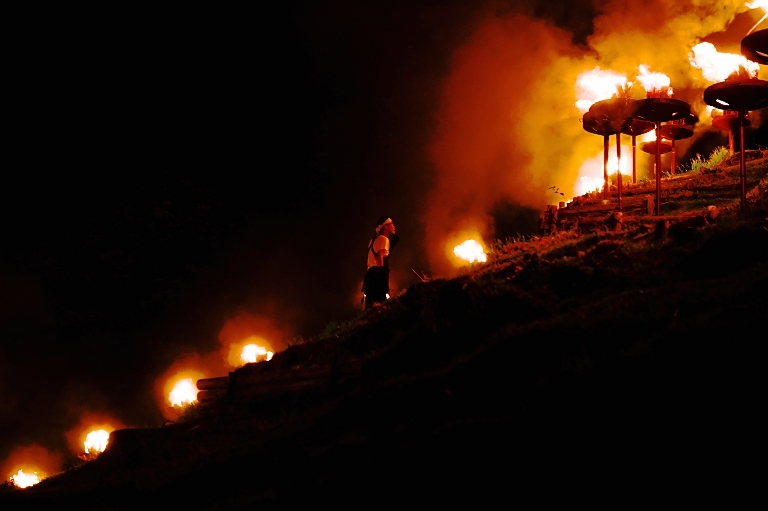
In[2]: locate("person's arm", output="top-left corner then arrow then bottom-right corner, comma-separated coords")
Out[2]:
373,236 -> 389,266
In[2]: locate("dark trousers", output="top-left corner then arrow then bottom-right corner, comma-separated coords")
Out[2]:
363,266 -> 389,308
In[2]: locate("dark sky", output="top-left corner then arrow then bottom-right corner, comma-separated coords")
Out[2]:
0,0 -> 503,463
2,0 -> 764,469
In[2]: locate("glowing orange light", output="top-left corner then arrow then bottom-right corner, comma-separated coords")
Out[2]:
168,378 -> 197,407
575,176 -> 604,196
575,67 -> 629,112
689,42 -> 759,82
636,65 -> 672,97
10,469 -> 41,488
83,429 -> 110,455
454,239 -> 487,263
240,343 -> 274,364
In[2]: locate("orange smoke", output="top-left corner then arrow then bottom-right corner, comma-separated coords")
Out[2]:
421,2 -> 759,276
65,412 -> 125,456
424,14 -> 581,275
2,444 -> 62,487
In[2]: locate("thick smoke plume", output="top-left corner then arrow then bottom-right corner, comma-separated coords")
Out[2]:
422,1 -> 762,275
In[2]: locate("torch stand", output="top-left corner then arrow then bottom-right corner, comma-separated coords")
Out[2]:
635,98 -> 691,216
704,79 -> 768,214
622,118 -> 654,184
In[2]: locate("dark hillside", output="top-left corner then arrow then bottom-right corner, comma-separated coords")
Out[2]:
3,174 -> 767,507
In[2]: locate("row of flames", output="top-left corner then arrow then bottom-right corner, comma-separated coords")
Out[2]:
8,9 -> 765,487
4,336 -> 275,489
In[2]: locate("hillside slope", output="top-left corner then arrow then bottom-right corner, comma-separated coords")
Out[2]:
4,166 -> 768,508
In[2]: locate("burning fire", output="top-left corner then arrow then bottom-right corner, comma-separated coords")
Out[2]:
575,176 -> 604,196
240,343 -> 274,364
689,42 -> 759,83
9,469 -> 41,488
83,429 -> 110,455
574,67 -> 629,112
453,239 -> 487,264
636,65 -> 672,97
575,144 -> 636,196
169,378 -> 197,407
748,0 -> 768,13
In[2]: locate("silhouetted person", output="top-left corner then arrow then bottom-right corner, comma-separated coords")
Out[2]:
362,216 -> 398,308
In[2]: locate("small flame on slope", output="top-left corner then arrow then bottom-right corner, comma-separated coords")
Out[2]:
84,430 -> 110,455
169,378 -> 197,407
240,343 -> 274,364
10,469 -> 41,488
453,240 -> 487,264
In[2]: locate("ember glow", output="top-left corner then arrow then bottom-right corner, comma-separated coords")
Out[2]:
9,469 -> 41,488
636,65 -> 672,97
240,343 -> 274,364
689,42 -> 759,83
453,239 -> 487,264
169,378 -> 197,407
84,429 -> 110,455
574,67 -> 629,112
575,144 -> 635,196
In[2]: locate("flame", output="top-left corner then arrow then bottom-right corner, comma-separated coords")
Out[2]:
240,343 -> 274,364
168,377 -> 197,407
636,65 -> 672,97
83,429 -> 110,455
747,0 -> 768,12
641,131 -> 657,143
690,42 -> 759,83
453,239 -> 487,264
9,469 -> 42,488
574,67 -> 629,112
575,144 -> 636,196
575,176 -> 605,196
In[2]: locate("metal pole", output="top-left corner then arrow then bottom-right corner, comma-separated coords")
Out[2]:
671,138 -> 676,175
729,129 -> 734,154
655,122 -> 662,216
739,111 -> 747,214
616,133 -> 623,212
603,135 -> 609,200
632,135 -> 637,184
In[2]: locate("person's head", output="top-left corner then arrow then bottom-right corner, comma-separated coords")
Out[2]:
376,216 -> 396,235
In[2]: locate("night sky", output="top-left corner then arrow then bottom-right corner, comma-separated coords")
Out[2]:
2,1 -> 765,469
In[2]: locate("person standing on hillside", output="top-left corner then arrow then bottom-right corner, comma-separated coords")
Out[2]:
363,216 -> 398,309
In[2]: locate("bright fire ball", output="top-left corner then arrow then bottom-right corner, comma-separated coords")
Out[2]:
84,429 -> 110,455
454,239 -> 487,264
240,343 -> 274,364
10,469 -> 41,488
169,378 -> 198,407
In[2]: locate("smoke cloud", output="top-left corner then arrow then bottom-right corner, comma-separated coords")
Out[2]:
422,1 -> 764,275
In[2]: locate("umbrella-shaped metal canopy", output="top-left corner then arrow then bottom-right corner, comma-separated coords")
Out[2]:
704,78 -> 768,213
585,98 -> 640,210
659,113 -> 698,175
621,118 -> 654,184
712,110 -> 750,154
741,28 -> 768,65
634,98 -> 691,215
